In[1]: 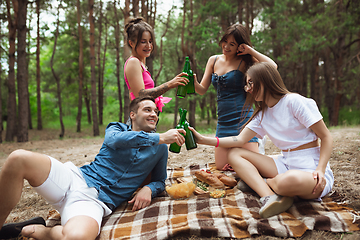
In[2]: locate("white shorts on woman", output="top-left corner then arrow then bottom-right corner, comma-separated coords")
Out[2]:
272,146 -> 334,200
33,156 -> 112,234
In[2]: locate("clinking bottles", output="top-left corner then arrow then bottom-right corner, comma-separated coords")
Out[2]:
169,108 -> 197,153
176,56 -> 195,98
187,69 -> 195,94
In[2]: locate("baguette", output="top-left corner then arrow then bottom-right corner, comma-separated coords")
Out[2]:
212,173 -> 237,187
194,170 -> 225,188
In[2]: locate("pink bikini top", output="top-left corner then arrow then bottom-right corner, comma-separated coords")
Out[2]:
124,57 -> 154,100
124,56 -> 171,112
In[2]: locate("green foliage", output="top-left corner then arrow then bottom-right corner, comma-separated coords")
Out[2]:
1,0 -> 360,139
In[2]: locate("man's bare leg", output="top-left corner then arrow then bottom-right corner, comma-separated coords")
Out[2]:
21,216 -> 99,240
0,150 -> 51,228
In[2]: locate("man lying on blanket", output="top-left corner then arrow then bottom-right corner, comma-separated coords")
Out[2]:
0,96 -> 186,240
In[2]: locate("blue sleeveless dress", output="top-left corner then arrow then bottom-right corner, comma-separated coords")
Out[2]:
211,57 -> 258,143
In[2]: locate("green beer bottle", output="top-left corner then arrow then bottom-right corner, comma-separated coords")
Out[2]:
176,57 -> 191,98
187,69 -> 195,94
184,117 -> 197,150
169,108 -> 187,153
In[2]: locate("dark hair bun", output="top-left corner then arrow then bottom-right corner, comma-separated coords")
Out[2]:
125,17 -> 145,33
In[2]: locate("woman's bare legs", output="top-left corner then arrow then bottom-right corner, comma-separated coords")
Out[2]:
227,147 -> 325,199
267,170 -> 325,199
227,147 -> 277,197
215,142 -> 259,170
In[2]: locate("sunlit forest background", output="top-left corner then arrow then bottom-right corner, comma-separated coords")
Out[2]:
0,0 -> 359,142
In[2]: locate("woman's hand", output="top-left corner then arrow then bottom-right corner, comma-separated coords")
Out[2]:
188,126 -> 206,144
237,44 -> 253,56
312,169 -> 326,195
168,72 -> 189,89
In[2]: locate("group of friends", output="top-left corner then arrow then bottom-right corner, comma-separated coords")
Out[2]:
0,18 -> 334,240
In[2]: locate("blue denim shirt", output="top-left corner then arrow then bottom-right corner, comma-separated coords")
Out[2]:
80,122 -> 168,210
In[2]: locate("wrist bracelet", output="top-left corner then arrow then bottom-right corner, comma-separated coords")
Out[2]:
215,137 -> 219,148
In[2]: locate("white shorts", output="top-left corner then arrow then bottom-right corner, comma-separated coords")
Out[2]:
33,156 -> 112,234
272,147 -> 334,200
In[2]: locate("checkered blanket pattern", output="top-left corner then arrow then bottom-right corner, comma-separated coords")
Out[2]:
95,163 -> 359,239
46,163 -> 360,239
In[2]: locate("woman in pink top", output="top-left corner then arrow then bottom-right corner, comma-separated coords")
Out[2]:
124,18 -> 188,112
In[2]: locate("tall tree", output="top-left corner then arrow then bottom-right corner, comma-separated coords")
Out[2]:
122,0 -> 130,122
5,0 -> 17,142
142,0 -> 156,78
76,0 -> 84,132
50,0 -> 65,138
16,0 -> 29,142
36,0 -> 42,130
26,5 -> 32,130
97,0 -> 104,125
113,0 -> 123,122
89,0 -> 99,136
0,22 -> 2,143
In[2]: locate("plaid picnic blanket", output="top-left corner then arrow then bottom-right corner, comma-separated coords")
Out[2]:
47,163 -> 360,239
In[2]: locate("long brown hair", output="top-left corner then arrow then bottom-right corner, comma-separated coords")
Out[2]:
243,62 -> 290,126
219,23 -> 254,70
125,17 -> 155,53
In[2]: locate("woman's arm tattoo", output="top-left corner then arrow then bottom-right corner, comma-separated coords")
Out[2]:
232,137 -> 238,141
139,83 -> 170,99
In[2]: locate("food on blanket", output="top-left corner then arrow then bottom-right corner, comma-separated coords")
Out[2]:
209,189 -> 226,198
194,170 -> 225,188
197,180 -> 209,191
213,173 -> 237,187
166,181 -> 196,199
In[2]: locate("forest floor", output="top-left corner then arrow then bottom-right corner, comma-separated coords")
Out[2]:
0,126 -> 359,240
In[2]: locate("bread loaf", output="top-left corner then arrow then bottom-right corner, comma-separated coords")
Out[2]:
194,170 -> 225,188
209,172 -> 237,187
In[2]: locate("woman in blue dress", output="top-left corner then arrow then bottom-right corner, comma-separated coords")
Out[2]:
194,24 -> 277,170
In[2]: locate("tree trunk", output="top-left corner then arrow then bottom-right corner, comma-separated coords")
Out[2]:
84,85 -> 92,123
299,60 -> 308,97
36,0 -> 42,130
173,97 -> 179,128
97,0 -> 104,125
76,0 -> 84,132
132,0 -> 139,17
0,22 -> 2,143
188,0 -> 196,128
5,0 -> 17,142
114,0 -> 123,122
174,0 -> 186,126
310,53 -> 321,106
322,47 -> 333,125
329,2 -> 345,126
153,8 -> 172,82
17,0 -> 29,142
89,0 -> 99,136
144,0 -> 155,77
100,21 -> 108,124
26,12 -> 32,130
123,0 -> 131,122
238,0 -> 243,24
210,92 -> 217,119
50,1 -> 65,138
